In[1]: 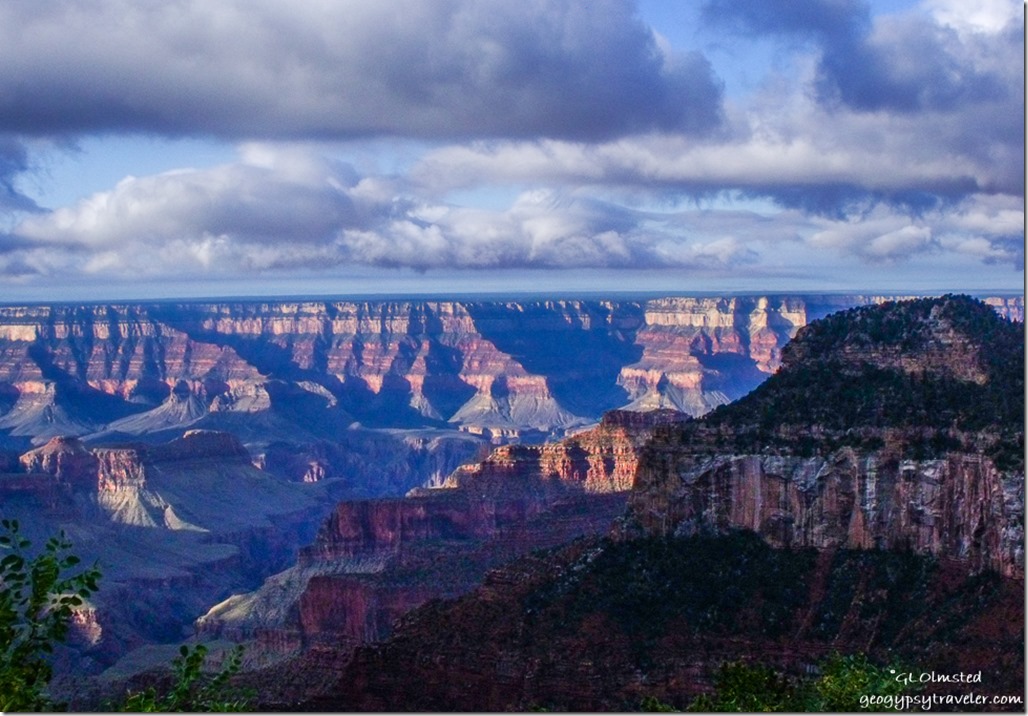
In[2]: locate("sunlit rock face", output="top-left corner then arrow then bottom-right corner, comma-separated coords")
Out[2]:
627,449 -> 1023,578
285,296 -> 1023,712
622,295 -> 1025,578
0,295 -> 1018,449
195,409 -> 680,668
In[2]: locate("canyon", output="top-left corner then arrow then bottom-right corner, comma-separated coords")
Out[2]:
0,429 -> 356,674
1,295 -> 1020,457
0,292 -> 1021,704
289,295 -> 1024,711
194,409 -> 683,667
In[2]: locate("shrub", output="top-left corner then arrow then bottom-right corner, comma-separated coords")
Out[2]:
0,519 -> 101,711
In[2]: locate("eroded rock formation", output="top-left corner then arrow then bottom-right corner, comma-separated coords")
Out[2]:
1,295 -> 1018,449
195,410 -> 680,665
625,449 -> 1023,578
276,296 -> 1024,711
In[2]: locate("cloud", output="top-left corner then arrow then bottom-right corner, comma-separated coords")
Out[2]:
0,2 -> 1018,294
20,148 -> 357,249
0,0 -> 723,141
807,195 -> 1022,266
703,0 -> 1019,115
6,147 -> 775,278
926,0 -> 1022,35
701,0 -> 868,42
0,138 -> 41,213
9,142 -> 1018,286
815,12 -> 1013,114
410,104 -> 1005,214
410,0 -> 1022,216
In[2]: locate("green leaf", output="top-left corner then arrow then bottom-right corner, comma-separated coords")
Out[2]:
0,554 -> 24,569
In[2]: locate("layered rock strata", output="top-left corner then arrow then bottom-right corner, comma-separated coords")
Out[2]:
626,449 -> 1023,578
196,410 -> 683,665
0,295 -> 1018,449
0,430 -> 354,673
274,296 -> 1023,711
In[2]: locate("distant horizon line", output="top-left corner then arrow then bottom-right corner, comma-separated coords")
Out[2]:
1,288 -> 1023,308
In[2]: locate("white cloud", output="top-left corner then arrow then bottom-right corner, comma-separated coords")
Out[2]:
925,0 -> 1021,34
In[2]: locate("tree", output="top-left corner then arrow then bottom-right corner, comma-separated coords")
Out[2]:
687,661 -> 797,712
116,643 -> 251,712
687,653 -> 916,712
809,653 -> 909,711
0,518 -> 101,711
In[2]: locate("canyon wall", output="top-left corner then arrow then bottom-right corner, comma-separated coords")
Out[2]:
195,409 -> 679,663
1,295 -> 1018,449
624,449 -> 1024,578
0,430 -> 355,673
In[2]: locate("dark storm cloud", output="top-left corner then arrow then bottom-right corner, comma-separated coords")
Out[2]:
419,0 -> 1022,216
702,0 -> 1017,113
0,138 -> 41,213
0,0 -> 723,141
746,180 -> 980,219
815,13 -> 1013,113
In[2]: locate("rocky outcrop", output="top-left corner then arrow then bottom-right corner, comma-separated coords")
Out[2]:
93,447 -> 148,492
0,295 -> 1019,448
19,436 -> 98,483
195,410 -> 677,663
625,449 -> 1024,578
151,429 -> 251,464
442,408 -> 688,495
622,296 -> 1025,578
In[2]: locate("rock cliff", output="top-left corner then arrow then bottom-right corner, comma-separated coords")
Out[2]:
626,450 -> 1022,578
19,435 -> 98,483
623,295 -> 1025,577
195,410 -> 678,666
285,296 -> 1023,711
0,295 -> 1018,450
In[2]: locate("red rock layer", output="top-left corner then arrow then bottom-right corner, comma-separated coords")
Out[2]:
624,447 -> 1024,578
301,540 -> 1023,712
209,411 -> 679,663
19,436 -> 98,482
1,296 -> 1017,438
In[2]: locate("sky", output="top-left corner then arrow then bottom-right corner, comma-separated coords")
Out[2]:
0,0 -> 1022,301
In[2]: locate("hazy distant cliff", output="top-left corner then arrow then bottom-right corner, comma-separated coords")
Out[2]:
0,294 -> 1020,450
